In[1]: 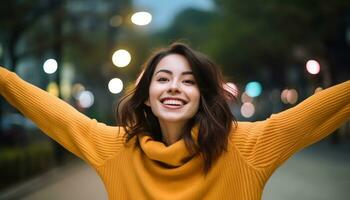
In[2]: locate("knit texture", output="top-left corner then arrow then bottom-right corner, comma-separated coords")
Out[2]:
1,66 -> 349,200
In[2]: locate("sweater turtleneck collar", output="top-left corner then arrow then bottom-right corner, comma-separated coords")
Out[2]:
138,126 -> 199,167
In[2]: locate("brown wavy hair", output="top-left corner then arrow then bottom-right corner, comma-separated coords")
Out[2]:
116,42 -> 237,174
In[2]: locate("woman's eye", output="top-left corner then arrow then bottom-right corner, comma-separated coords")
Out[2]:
183,80 -> 196,85
157,77 -> 168,82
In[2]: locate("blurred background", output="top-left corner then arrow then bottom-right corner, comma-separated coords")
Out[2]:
0,0 -> 349,199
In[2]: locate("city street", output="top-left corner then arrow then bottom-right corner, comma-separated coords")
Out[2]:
2,140 -> 349,200
0,1 -> 349,200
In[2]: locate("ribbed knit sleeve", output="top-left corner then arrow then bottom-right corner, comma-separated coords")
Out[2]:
0,67 -> 125,167
232,81 -> 350,171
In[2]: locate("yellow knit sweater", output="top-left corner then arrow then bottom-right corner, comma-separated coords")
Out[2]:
1,67 -> 349,200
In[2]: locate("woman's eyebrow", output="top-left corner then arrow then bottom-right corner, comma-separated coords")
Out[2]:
155,69 -> 172,75
182,71 -> 193,75
155,69 -> 193,75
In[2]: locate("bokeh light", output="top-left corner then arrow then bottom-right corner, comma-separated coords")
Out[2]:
43,59 -> 58,74
72,83 -> 85,100
131,12 -> 152,26
241,92 -> 253,103
306,60 -> 320,74
60,64 -> 74,101
46,82 -> 59,96
241,102 -> 255,118
281,88 -> 299,104
110,15 -> 123,27
286,89 -> 298,104
281,89 -> 289,104
112,49 -> 131,67
314,87 -> 323,94
245,81 -> 262,97
77,90 -> 94,108
108,78 -> 123,94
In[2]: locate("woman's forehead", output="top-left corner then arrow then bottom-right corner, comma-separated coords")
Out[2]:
154,54 -> 192,74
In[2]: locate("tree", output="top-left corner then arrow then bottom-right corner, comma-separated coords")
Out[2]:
211,0 -> 350,86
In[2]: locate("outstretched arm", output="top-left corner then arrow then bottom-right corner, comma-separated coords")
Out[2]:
0,67 -> 125,167
232,81 -> 350,171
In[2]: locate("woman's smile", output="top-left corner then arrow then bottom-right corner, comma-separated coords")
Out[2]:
160,97 -> 187,109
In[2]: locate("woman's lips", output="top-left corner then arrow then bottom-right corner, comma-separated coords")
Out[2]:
162,103 -> 184,110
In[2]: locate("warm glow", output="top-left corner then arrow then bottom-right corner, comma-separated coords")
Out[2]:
108,78 -> 123,94
131,12 -> 152,26
281,88 -> 299,104
112,49 -> 131,67
241,92 -> 253,103
61,83 -> 71,100
286,89 -> 298,104
241,102 -> 255,118
78,90 -> 94,108
60,64 -> 74,101
306,60 -> 320,74
43,59 -> 58,74
72,83 -> 85,100
46,82 -> 59,96
314,87 -> 323,94
281,89 -> 289,104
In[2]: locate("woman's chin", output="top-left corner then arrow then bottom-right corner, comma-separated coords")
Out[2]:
158,116 -> 190,124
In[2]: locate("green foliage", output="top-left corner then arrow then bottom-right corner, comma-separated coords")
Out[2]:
211,0 -> 350,83
0,141 -> 55,191
155,0 -> 348,85
155,8 -> 218,46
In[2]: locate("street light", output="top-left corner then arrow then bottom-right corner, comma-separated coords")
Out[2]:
245,81 -> 262,98
131,11 -> 152,26
112,49 -> 131,67
281,88 -> 299,105
241,102 -> 255,118
108,78 -> 123,94
77,90 -> 94,108
72,83 -> 85,100
306,60 -> 320,75
43,58 -> 58,74
241,92 -> 253,103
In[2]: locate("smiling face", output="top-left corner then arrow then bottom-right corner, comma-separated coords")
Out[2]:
146,54 -> 200,124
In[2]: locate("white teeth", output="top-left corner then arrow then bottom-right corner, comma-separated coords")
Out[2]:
163,99 -> 184,106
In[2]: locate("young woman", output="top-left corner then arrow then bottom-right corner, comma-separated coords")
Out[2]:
0,43 -> 349,200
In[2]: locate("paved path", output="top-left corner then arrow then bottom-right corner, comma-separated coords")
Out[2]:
21,163 -> 107,200
263,141 -> 350,200
4,141 -> 350,200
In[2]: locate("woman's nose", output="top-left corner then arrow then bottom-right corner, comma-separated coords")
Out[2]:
167,81 -> 180,93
